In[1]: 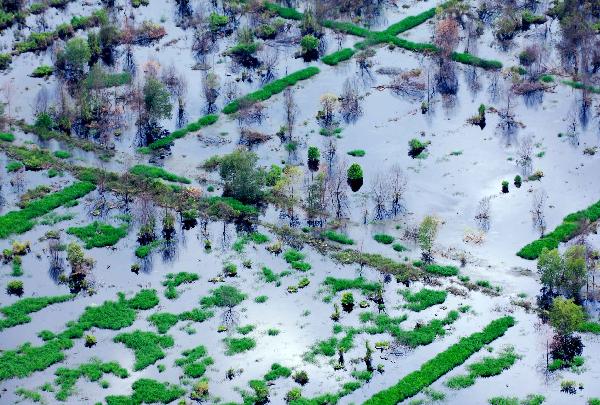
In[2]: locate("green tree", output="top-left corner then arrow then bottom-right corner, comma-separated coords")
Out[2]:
549,297 -> 585,336
143,77 -> 172,122
537,248 -> 563,292
563,245 -> 587,298
418,215 -> 439,262
57,38 -> 91,80
219,149 -> 265,203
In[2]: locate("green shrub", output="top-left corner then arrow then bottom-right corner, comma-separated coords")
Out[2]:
308,146 -> 320,161
32,65 -> 53,77
143,114 -> 218,151
300,34 -> 319,52
347,163 -> 363,180
0,53 -> 11,70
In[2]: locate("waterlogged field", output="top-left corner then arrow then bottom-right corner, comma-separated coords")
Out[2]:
0,0 -> 600,404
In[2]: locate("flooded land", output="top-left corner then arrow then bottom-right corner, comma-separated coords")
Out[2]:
0,0 -> 600,404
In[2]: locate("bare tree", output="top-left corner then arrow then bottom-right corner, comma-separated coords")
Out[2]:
340,78 -> 362,123
202,72 -> 220,113
531,189 -> 547,237
259,47 -> 279,83
389,165 -> 407,216
516,135 -> 534,175
283,87 -> 297,140
371,173 -> 390,220
327,161 -> 349,219
475,196 -> 491,231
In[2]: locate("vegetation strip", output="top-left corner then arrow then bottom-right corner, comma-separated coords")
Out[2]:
223,67 -> 320,114
0,295 -> 74,331
140,114 -> 218,152
363,316 -> 515,405
0,181 -> 95,239
517,199 -> 600,259
129,164 -> 191,184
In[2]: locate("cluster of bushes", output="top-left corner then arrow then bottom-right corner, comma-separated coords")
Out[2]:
141,114 -> 218,152
0,182 -> 95,239
223,67 -> 320,114
14,9 -> 107,54
518,199 -> 600,259
363,316 -> 515,404
105,378 -> 185,405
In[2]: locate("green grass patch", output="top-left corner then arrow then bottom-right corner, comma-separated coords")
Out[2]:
451,52 -> 503,70
401,288 -> 447,312
105,378 -> 185,405
333,249 -> 419,281
424,264 -> 459,277
363,316 -> 516,404
264,363 -> 292,380
67,221 -> 128,249
0,132 -> 15,142
135,240 -> 162,258
562,80 -> 600,94
113,331 -> 174,371
0,181 -> 95,239
129,164 -> 191,184
174,345 -> 214,378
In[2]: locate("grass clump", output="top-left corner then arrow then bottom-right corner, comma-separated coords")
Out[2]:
322,230 -> 354,245
54,359 -> 128,401
224,337 -> 256,355
347,149 -> 366,157
0,294 -> 73,331
373,234 -> 394,244
451,52 -> 502,69
129,165 -> 191,184
0,132 -> 14,142
0,181 -> 95,239
162,272 -> 199,299
113,330 -> 174,371
333,249 -> 419,281
105,378 -> 185,405
67,221 -> 128,249
401,288 -> 447,312
15,388 -> 42,402
518,199 -> 600,259
363,316 -> 515,404
283,248 -> 311,271
223,67 -> 320,114
264,363 -> 292,381
53,150 -> 71,159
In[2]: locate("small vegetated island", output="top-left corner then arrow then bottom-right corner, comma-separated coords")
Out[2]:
0,0 -> 599,404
